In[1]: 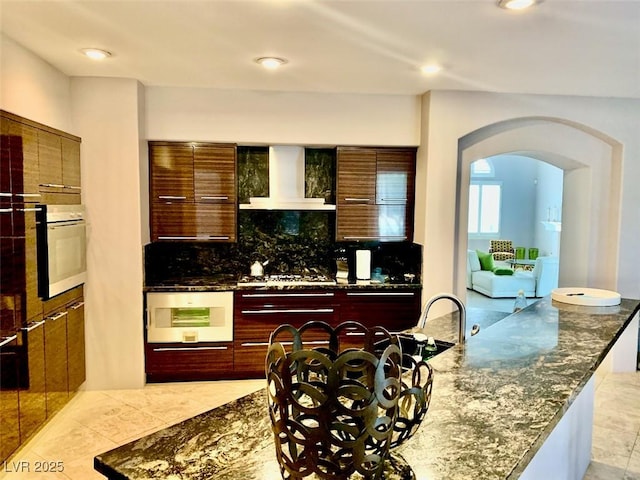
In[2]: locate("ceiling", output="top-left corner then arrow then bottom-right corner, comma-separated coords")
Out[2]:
1,0 -> 639,98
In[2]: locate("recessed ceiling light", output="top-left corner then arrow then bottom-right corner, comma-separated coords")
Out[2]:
80,48 -> 112,60
255,57 -> 288,70
420,64 -> 442,75
497,0 -> 542,10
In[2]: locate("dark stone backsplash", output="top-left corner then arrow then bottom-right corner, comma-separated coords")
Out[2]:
144,211 -> 422,285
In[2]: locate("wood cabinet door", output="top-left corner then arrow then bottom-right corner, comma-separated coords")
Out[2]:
376,149 -> 415,205
145,342 -> 234,382
149,144 -> 194,202
337,203 -> 410,242
2,118 -> 41,201
339,289 -> 420,333
61,137 -> 81,191
233,290 -> 339,377
193,145 -> 236,202
12,205 -> 43,323
1,117 -> 11,197
151,203 -> 236,241
194,203 -> 236,241
19,320 -> 47,443
336,147 -> 376,205
336,204 -> 379,241
44,310 -> 69,416
38,129 -> 63,188
0,336 -> 20,463
0,238 -> 18,332
66,300 -> 86,392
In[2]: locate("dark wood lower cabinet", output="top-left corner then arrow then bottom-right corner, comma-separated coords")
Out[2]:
144,287 -> 422,382
66,301 -> 86,392
338,289 -> 421,333
233,290 -> 340,378
18,320 -> 47,443
145,342 -> 234,382
0,335 -> 21,462
44,310 -> 69,416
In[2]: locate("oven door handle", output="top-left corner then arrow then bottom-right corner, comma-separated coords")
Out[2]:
48,221 -> 86,229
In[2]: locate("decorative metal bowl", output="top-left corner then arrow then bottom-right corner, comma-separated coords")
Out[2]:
265,321 -> 434,480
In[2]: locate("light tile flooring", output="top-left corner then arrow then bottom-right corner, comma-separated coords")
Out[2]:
0,379 -> 264,480
2,371 -> 639,480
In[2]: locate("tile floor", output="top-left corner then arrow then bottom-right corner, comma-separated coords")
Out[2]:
2,370 -> 639,480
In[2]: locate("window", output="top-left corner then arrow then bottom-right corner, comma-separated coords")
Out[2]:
468,182 -> 502,235
471,158 -> 493,176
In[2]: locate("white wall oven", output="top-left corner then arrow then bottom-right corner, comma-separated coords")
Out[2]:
146,291 -> 233,343
36,204 -> 87,299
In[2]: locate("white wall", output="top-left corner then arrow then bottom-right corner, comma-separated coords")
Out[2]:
145,86 -> 421,146
0,34 -> 74,133
534,161 -> 563,257
70,77 -> 147,389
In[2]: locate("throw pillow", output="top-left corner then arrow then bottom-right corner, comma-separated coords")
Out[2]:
476,250 -> 494,271
493,267 -> 514,276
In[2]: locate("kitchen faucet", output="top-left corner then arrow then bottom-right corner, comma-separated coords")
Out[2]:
417,293 -> 467,344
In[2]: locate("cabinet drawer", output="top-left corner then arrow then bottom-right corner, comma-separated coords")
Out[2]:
338,290 -> 420,332
145,342 -> 233,381
234,291 -> 339,342
234,337 -> 332,378
234,308 -> 339,342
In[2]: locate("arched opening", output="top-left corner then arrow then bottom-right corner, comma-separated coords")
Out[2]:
454,116 -> 623,301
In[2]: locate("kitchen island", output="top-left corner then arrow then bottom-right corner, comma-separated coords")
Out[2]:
95,296 -> 640,480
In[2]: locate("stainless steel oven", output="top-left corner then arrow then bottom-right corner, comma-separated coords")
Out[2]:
146,291 -> 233,343
37,204 -> 87,299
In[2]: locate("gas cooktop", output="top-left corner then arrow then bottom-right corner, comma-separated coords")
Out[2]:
237,273 -> 336,287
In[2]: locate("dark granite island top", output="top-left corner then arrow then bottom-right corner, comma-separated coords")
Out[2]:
95,297 -> 640,480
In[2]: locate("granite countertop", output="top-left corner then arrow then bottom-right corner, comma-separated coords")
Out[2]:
95,297 -> 640,480
143,275 -> 421,292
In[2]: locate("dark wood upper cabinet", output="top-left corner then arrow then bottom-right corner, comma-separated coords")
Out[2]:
1,116 -> 41,202
149,143 -> 194,201
336,147 -> 416,242
151,203 -> 236,241
60,136 -> 81,191
38,129 -> 63,188
193,145 -> 236,202
336,147 -> 376,205
376,149 -> 416,205
149,142 -> 237,242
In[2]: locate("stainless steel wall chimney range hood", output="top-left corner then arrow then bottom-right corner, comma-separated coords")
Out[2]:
239,146 -> 335,211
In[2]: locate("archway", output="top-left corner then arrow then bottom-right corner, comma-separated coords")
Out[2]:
454,116 -> 623,297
